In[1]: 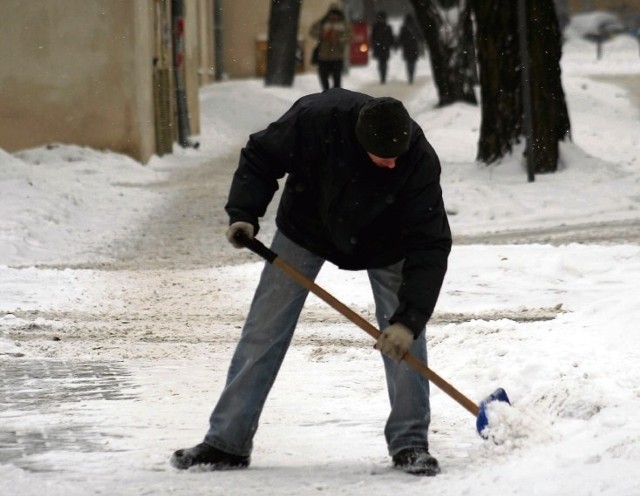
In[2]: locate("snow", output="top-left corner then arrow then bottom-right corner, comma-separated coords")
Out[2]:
1,32 -> 640,496
566,10 -> 626,38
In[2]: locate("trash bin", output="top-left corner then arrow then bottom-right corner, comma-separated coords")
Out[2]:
255,37 -> 268,77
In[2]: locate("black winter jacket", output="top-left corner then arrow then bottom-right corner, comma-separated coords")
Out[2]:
371,21 -> 395,59
226,88 -> 451,336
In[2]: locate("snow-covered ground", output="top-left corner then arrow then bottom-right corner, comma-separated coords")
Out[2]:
1,31 -> 640,496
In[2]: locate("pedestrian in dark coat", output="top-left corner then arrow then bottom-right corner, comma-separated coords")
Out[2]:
171,88 -> 451,477
398,14 -> 425,84
370,11 -> 395,84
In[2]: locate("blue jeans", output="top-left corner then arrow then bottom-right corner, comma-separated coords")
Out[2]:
204,230 -> 431,457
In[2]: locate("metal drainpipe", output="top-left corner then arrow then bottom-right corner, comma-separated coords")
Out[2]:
171,0 -> 198,148
214,0 -> 224,81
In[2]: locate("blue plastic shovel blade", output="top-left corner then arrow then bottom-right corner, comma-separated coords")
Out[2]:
476,387 -> 511,438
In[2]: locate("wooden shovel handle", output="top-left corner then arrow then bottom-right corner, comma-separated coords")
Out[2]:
236,233 -> 480,417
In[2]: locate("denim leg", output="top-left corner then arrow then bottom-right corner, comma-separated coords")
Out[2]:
367,261 -> 431,456
204,231 -> 325,456
407,60 -> 417,84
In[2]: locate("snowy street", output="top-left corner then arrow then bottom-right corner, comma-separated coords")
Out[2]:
2,32 -> 640,496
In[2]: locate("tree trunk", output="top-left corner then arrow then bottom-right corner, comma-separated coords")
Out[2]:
472,0 -> 521,163
409,0 -> 477,107
528,0 -> 571,173
265,0 -> 302,87
472,0 -> 571,172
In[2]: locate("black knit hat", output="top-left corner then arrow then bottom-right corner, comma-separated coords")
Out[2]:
355,97 -> 411,158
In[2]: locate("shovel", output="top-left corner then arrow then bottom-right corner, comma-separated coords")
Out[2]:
235,232 -> 510,438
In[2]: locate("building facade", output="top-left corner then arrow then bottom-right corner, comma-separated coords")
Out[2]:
0,0 -> 339,163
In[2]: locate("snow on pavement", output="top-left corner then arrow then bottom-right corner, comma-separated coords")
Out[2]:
1,32 -> 640,496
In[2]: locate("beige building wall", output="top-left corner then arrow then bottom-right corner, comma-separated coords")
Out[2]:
0,0 -> 347,162
220,0 -> 341,79
195,0 -> 216,86
567,0 -> 640,13
0,0 -> 158,162
184,0 -> 204,135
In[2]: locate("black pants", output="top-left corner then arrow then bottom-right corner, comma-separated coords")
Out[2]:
318,60 -> 343,91
377,57 -> 389,84
406,59 -> 417,84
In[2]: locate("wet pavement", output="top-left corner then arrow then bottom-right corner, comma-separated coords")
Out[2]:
0,360 -> 137,468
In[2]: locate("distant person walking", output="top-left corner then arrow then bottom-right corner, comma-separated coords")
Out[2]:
370,11 -> 395,84
397,14 -> 424,85
310,4 -> 352,91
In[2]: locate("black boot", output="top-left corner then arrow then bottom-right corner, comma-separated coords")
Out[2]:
392,448 -> 440,476
170,442 -> 250,470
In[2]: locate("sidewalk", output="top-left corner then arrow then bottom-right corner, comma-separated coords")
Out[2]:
594,73 -> 640,106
